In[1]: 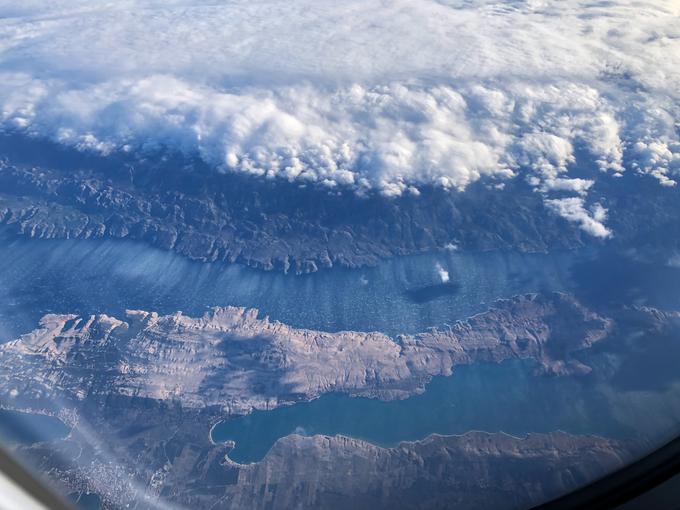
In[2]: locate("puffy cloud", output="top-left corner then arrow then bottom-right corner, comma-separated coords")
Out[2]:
0,0 -> 678,236
435,263 -> 450,284
631,140 -> 680,187
545,198 -> 611,238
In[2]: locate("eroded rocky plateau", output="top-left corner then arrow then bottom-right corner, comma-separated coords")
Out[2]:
0,293 -> 612,414
18,423 -> 630,510
2,292 -> 678,509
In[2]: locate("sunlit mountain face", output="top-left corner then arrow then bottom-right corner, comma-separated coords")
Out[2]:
0,1 -> 679,509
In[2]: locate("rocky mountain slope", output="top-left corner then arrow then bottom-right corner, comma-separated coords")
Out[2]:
0,135 -> 591,273
0,293 -> 611,415
4,292 -> 678,509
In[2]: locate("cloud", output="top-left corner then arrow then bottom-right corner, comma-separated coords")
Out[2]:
0,0 -> 678,236
435,263 -> 450,284
544,198 -> 611,239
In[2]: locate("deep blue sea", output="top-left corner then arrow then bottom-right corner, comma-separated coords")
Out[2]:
2,229 -> 680,467
0,228 -> 579,340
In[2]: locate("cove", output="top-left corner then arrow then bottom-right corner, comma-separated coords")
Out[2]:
69,493 -> 102,510
0,409 -> 70,444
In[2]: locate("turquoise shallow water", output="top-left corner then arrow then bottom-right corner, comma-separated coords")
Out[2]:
211,341 -> 680,465
211,359 -> 619,463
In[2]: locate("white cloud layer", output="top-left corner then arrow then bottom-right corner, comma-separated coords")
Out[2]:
0,0 -> 678,235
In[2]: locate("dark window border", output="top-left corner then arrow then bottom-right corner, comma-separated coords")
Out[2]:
533,436 -> 680,509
